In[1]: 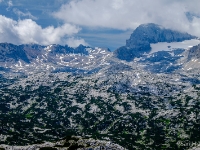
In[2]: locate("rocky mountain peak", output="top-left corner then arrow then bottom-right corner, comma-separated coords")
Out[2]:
114,23 -> 196,61
74,44 -> 90,55
127,23 -> 196,47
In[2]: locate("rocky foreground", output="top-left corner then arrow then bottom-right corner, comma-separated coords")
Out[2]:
0,136 -> 126,150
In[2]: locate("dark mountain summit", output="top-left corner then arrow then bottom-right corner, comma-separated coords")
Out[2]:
127,23 -> 195,46
114,23 -> 196,61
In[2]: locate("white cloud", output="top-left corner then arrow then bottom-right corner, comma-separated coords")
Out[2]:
13,8 -> 38,20
0,15 -> 87,47
6,0 -> 13,10
53,0 -> 200,37
66,37 -> 88,47
0,0 -> 4,3
8,0 -> 13,6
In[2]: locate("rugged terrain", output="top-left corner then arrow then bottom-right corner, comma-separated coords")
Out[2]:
0,23 -> 200,150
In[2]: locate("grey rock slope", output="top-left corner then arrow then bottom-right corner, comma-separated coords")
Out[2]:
114,23 -> 196,61
0,43 -> 113,75
182,43 -> 200,70
188,44 -> 200,60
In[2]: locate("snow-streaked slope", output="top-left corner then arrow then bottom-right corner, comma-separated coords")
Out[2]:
1,46 -> 113,75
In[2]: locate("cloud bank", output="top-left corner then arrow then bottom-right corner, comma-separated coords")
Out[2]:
53,0 -> 200,37
0,15 -> 88,47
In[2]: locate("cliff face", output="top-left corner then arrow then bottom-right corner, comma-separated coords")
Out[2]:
114,23 -> 196,61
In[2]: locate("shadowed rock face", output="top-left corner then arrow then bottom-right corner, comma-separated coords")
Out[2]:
114,23 -> 196,61
48,44 -> 89,56
0,43 -> 30,63
188,44 -> 200,60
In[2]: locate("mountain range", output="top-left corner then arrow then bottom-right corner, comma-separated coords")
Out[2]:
0,23 -> 200,150
0,23 -> 198,75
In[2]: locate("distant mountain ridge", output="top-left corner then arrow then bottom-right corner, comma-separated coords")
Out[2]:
0,23 -> 199,75
114,23 -> 196,61
0,42 -> 113,75
0,23 -> 197,64
0,43 -> 90,64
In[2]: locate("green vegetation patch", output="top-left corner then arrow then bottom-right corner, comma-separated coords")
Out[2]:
25,113 -> 33,119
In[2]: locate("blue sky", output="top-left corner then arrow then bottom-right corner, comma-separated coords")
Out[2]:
0,0 -> 200,50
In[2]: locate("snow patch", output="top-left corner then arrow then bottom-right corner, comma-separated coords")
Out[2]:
44,45 -> 53,51
150,39 -> 200,54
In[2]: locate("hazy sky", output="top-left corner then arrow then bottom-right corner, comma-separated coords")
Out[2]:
0,0 -> 200,50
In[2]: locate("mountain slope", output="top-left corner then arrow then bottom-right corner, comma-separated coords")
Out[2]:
0,61 -> 200,149
0,43 -> 113,75
183,44 -> 200,70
